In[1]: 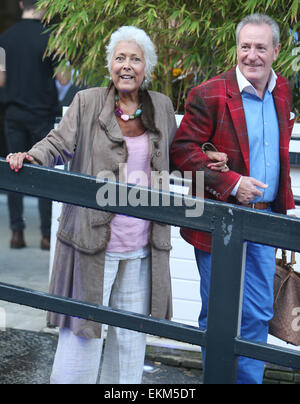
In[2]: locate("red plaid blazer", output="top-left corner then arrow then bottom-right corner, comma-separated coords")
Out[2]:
170,67 -> 295,252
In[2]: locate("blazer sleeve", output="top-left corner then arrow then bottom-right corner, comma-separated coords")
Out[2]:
170,86 -> 241,202
28,91 -> 83,167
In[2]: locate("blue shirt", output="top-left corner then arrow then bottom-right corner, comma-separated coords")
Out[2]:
242,90 -> 280,203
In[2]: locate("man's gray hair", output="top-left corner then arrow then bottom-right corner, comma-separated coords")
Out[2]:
106,26 -> 157,89
236,14 -> 280,47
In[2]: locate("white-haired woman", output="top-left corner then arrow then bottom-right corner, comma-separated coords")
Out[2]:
7,26 -> 177,384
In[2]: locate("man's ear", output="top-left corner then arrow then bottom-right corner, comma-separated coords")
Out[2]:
273,43 -> 281,62
19,2 -> 24,11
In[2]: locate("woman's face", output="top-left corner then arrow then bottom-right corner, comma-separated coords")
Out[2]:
111,40 -> 146,96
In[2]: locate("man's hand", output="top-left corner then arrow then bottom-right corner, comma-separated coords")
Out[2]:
206,151 -> 229,172
236,176 -> 268,204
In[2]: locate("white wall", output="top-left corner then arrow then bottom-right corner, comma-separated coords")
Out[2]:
170,227 -> 201,326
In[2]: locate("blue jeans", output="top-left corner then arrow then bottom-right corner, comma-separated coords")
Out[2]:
195,241 -> 275,384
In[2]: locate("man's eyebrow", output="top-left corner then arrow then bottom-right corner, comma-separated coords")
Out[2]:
240,41 -> 268,46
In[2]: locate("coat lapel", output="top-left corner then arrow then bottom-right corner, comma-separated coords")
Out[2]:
225,69 -> 250,174
98,85 -> 123,143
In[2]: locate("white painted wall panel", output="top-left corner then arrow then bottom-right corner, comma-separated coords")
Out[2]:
172,278 -> 200,301
172,300 -> 202,324
170,258 -> 200,281
170,238 -> 196,260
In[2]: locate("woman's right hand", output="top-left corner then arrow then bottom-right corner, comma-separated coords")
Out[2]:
6,152 -> 35,172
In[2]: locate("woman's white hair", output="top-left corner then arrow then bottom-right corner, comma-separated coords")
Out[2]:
106,26 -> 157,88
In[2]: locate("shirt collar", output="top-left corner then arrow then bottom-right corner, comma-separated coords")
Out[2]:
236,65 -> 277,96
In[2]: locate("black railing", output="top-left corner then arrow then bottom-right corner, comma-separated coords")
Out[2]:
294,195 -> 300,206
0,157 -> 300,384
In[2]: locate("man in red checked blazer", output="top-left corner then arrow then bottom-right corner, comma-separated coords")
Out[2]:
170,14 -> 295,384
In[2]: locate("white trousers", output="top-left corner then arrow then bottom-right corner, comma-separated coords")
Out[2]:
50,247 -> 151,384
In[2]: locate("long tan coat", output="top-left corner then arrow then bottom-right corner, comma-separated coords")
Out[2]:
28,85 -> 177,338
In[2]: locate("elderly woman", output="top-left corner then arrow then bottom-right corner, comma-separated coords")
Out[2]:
7,25 -> 229,384
7,26 -> 177,384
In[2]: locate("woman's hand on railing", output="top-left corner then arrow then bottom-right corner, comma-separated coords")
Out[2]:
6,152 -> 35,173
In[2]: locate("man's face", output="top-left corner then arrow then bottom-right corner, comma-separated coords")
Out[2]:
237,23 -> 280,90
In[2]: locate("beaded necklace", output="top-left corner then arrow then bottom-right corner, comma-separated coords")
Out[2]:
114,94 -> 142,122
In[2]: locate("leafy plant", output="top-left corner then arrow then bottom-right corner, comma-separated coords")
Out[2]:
38,0 -> 300,117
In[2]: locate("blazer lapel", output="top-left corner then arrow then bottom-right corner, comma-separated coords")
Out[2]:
272,85 -> 289,153
225,69 -> 250,174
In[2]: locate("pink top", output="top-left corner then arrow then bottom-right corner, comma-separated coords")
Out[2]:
106,133 -> 151,252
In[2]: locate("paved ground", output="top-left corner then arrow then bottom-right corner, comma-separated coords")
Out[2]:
0,328 -> 203,384
0,194 -> 50,331
0,193 -> 203,384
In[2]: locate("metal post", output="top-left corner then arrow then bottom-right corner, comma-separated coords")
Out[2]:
204,209 -> 246,384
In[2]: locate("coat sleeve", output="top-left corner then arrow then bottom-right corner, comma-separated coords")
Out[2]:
166,96 -> 178,145
170,86 -> 241,202
28,91 -> 83,167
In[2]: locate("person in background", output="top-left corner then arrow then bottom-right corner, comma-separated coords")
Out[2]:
0,0 -> 70,250
170,14 -> 295,384
7,26 -> 177,384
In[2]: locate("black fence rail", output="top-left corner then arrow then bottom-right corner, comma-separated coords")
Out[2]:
294,195 -> 300,206
0,157 -> 300,384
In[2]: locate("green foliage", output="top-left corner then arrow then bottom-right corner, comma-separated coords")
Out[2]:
38,0 -> 299,116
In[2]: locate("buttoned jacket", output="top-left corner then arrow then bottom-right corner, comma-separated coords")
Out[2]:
170,67 -> 295,252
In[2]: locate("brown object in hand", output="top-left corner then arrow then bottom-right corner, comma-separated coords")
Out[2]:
269,250 -> 300,346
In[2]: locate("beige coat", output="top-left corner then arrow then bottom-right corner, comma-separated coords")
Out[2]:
28,85 -> 177,338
